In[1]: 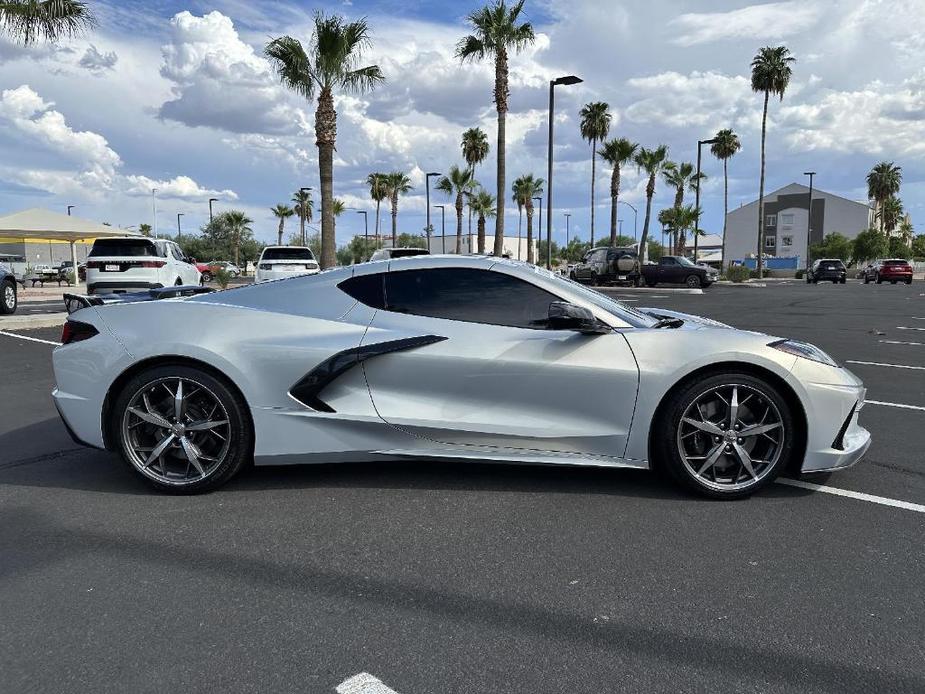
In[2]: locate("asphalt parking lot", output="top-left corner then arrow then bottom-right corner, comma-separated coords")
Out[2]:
1,280 -> 923,693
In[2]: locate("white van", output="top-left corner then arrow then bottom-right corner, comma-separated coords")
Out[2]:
86,237 -> 200,295
255,246 -> 319,283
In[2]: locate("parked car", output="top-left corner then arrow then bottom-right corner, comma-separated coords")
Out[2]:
571,246 -> 641,286
0,265 -> 17,314
369,247 -> 430,262
54,255 -> 870,499
85,237 -> 201,295
57,260 -> 86,282
806,259 -> 847,284
863,258 -> 913,285
255,246 -> 319,283
198,261 -> 242,282
641,255 -> 718,288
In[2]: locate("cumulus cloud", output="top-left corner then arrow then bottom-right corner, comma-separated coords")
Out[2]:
79,44 -> 118,73
124,174 -> 238,200
158,10 -> 309,135
624,71 -> 754,130
671,1 -> 824,46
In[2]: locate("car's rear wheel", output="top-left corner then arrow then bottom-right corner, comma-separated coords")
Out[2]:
655,373 -> 795,499
863,275 -> 870,284
685,274 -> 701,288
201,271 -> 213,283
113,365 -> 252,494
876,275 -> 883,284
1,280 -> 16,314
906,279 -> 913,285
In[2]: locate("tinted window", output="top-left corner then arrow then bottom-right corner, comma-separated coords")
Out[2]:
262,247 -> 315,261
660,257 -> 676,265
339,273 -> 386,309
384,268 -> 558,329
89,239 -> 158,257
170,245 -> 184,261
884,260 -> 910,266
390,248 -> 429,258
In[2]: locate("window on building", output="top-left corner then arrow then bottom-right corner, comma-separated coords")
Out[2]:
781,236 -> 793,247
780,213 -> 794,225
765,236 -> 776,248
766,215 -> 776,226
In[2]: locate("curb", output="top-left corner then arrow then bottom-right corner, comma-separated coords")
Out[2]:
597,286 -> 704,295
714,281 -> 768,288
0,312 -> 67,330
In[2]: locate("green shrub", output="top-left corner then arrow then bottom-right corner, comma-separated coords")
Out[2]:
213,268 -> 231,289
749,269 -> 762,279
794,269 -> 805,279
726,265 -> 750,283
65,270 -> 76,285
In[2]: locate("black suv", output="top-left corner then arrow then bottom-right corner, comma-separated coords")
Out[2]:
1,265 -> 17,314
571,246 -> 640,286
807,259 -> 847,284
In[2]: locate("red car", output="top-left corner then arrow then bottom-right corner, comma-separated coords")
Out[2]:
863,259 -> 914,285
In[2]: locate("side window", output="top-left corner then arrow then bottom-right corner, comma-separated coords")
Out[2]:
384,268 -> 559,330
338,273 -> 386,309
170,244 -> 184,261
660,257 -> 674,265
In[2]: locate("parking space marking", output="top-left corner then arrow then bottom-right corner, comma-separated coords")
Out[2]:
897,326 -> 925,331
336,673 -> 401,694
777,478 -> 925,514
879,339 -> 925,346
0,330 -> 59,346
846,360 -> 925,371
867,399 -> 925,412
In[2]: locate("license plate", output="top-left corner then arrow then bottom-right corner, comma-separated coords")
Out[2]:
617,275 -> 627,280
104,264 -> 119,271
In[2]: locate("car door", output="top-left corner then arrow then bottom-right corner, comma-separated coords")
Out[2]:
659,256 -> 678,282
361,264 -> 640,459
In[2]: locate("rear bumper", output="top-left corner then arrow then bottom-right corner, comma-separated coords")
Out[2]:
255,268 -> 320,283
88,281 -> 163,295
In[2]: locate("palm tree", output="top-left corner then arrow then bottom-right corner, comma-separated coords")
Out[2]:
224,210 -> 253,267
437,165 -> 477,254
598,138 -> 638,248
271,204 -> 294,246
660,205 -> 700,253
511,175 -> 528,260
385,171 -> 413,246
366,172 -> 388,243
751,45 -> 795,278
291,189 -> 313,246
0,0 -> 94,44
866,161 -> 902,233
461,126 -> 489,237
457,0 -> 535,258
266,14 -> 384,269
469,188 -> 497,255
710,128 -> 741,268
331,198 -> 346,249
579,102 -> 611,246
510,174 -> 543,263
662,162 -> 703,254
634,145 -> 671,262
876,196 -> 904,235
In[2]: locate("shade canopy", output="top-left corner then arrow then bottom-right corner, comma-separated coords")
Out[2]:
0,207 -> 137,243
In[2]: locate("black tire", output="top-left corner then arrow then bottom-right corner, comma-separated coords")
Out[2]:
653,371 -> 796,499
0,280 -> 16,314
906,279 -> 913,285
201,271 -> 213,283
840,278 -> 846,284
806,275 -> 812,283
645,280 -> 657,287
634,275 -> 644,288
876,275 -> 882,284
590,274 -> 599,287
891,280 -> 897,285
863,276 -> 870,284
685,274 -> 702,288
112,364 -> 252,494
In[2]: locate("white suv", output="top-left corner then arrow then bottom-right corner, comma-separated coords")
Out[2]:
255,246 -> 319,283
86,237 -> 200,295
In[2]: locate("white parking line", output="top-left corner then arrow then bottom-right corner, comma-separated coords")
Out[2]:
867,399 -> 925,412
0,330 -> 59,346
846,360 -> 925,371
777,478 -> 925,514
337,673 -> 401,694
897,326 -> 925,331
879,339 -> 925,346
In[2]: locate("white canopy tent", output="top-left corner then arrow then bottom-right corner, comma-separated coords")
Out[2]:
0,208 -> 138,287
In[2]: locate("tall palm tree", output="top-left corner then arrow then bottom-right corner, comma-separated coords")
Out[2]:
469,188 -> 497,255
456,0 -> 535,258
266,14 -> 384,269
659,205 -> 700,253
271,204 -> 294,246
510,174 -> 543,264
291,189 -> 313,246
437,165 -> 477,254
385,171 -> 413,246
876,196 -> 904,235
598,138 -> 638,248
866,161 -> 902,233
710,128 -> 741,268
662,162 -> 703,254
751,45 -> 795,278
223,210 -> 253,267
634,145 -> 671,262
511,175 -> 529,260
0,0 -> 94,44
461,126 -> 489,237
331,198 -> 346,249
579,102 -> 611,246
366,172 -> 388,243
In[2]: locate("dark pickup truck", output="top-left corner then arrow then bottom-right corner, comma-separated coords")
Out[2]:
641,256 -> 718,288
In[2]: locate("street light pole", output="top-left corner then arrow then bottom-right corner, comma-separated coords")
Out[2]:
694,137 -> 720,262
425,172 -> 441,253
208,197 -> 218,222
546,75 -> 583,269
434,205 -> 446,253
564,213 -> 571,248
618,201 -> 637,243
356,210 -> 368,244
533,196 -> 543,262
152,188 -> 158,239
67,205 -> 75,216
177,213 -> 184,241
804,171 -> 816,271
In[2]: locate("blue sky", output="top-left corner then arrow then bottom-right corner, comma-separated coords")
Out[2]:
1,0 -> 923,247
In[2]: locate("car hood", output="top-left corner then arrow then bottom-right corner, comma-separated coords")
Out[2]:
638,307 -> 734,330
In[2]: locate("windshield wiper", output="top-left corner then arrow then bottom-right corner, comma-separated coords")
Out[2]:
652,317 -> 685,329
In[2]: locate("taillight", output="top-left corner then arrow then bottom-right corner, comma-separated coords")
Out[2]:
61,320 -> 99,345
137,260 -> 165,268
86,261 -> 102,269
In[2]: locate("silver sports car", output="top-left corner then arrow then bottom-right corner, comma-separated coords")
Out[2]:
53,255 -> 870,498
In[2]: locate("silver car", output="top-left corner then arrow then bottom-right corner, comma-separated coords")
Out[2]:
53,255 -> 870,498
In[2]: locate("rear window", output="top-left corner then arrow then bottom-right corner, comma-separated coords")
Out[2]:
820,261 -> 845,269
884,260 -> 910,266
390,249 -> 429,258
262,248 -> 315,261
89,239 -> 159,257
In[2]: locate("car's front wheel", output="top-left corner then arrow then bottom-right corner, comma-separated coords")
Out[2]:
1,280 -> 16,314
112,365 -> 252,493
685,274 -> 702,288
654,372 -> 796,499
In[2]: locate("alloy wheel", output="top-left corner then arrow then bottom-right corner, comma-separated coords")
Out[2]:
3,284 -> 14,310
121,377 -> 231,486
676,383 -> 785,492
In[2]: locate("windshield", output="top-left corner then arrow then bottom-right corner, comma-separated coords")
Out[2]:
676,256 -> 698,267
262,247 -> 315,261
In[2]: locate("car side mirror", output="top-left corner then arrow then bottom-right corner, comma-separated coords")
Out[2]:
547,301 -> 609,334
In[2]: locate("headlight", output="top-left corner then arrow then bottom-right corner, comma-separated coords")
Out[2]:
769,339 -> 838,367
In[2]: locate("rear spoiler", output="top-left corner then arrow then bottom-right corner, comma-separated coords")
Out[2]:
63,285 -> 213,315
